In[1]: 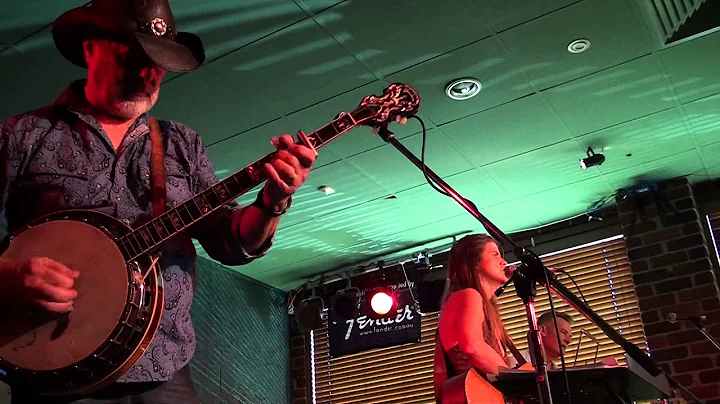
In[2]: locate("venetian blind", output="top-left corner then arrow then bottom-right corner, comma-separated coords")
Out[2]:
311,236 -> 648,404
708,212 -> 720,266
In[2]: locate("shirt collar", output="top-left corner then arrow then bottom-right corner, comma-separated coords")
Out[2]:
53,79 -> 149,134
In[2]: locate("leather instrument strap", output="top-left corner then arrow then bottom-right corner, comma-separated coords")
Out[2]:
149,117 -> 167,217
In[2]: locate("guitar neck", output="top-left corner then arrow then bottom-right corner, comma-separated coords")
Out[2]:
119,111 -> 361,261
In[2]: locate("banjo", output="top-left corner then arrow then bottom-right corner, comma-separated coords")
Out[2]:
0,83 -> 420,396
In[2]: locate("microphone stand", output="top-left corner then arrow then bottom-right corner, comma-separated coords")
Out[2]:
688,317 -> 720,353
375,124 -> 703,404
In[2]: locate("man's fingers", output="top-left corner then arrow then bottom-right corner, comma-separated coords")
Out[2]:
37,299 -> 74,313
264,163 -> 291,193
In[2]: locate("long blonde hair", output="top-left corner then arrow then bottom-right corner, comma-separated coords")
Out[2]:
443,234 -> 512,356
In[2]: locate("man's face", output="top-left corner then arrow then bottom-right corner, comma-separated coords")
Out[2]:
539,317 -> 572,361
84,39 -> 166,119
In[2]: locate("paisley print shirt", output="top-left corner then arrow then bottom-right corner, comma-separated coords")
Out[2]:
0,80 -> 272,382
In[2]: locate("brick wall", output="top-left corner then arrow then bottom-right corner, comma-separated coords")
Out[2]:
191,256 -> 290,404
617,177 -> 720,402
289,319 -> 311,404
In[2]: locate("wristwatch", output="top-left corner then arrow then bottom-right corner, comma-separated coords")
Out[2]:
251,187 -> 292,216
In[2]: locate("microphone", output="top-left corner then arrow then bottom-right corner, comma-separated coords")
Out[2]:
495,264 -> 518,297
666,312 -> 706,324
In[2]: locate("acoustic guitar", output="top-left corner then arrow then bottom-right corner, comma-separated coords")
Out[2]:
441,363 -> 536,404
0,83 -> 420,396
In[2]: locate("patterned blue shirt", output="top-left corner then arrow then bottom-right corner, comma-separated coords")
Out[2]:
0,80 -> 272,382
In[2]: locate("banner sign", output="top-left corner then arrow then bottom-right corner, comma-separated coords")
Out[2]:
327,267 -> 422,358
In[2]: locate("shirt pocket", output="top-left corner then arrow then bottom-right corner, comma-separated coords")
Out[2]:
17,169 -> 92,209
164,163 -> 194,207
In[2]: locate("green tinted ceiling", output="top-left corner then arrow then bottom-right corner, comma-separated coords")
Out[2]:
1,0 -> 719,290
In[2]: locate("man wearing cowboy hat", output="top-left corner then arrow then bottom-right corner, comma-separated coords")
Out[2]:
0,1 -> 316,402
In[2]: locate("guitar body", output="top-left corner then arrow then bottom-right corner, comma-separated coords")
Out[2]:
0,210 -> 164,396
442,368 -> 506,404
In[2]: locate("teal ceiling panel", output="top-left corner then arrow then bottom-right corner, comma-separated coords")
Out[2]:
482,140 -> 596,198
0,1 -> 87,49
345,132 -> 473,194
543,55 -> 676,136
577,108 -> 692,174
601,149 -> 706,191
683,93 -> 720,147
499,0 -> 654,90
471,0 -> 580,34
313,0 -> 492,77
659,31 -> 720,105
386,37 -> 533,125
0,32 -> 84,117
171,0 -> 307,62
440,94 -> 573,167
153,18 -> 372,144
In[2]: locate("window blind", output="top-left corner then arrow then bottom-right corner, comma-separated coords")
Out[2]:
707,211 -> 720,267
311,236 -> 648,404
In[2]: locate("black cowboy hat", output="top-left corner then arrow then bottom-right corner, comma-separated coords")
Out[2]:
52,0 -> 205,72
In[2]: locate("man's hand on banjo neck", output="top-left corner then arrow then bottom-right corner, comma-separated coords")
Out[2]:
0,257 -> 79,313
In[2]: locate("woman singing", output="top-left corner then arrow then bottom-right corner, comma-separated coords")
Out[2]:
433,234 -> 525,402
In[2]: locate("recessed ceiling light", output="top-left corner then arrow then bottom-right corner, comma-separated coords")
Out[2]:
567,39 -> 591,54
317,185 -> 335,195
445,78 -> 482,101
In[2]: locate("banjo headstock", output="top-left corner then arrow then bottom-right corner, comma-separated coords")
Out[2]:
349,83 -> 420,129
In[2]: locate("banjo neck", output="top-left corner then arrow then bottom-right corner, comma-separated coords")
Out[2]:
117,110 -> 367,263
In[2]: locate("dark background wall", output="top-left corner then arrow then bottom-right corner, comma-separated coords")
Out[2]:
192,256 -> 290,404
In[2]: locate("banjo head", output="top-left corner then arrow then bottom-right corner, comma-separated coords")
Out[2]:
0,211 -> 163,395
0,219 -> 128,370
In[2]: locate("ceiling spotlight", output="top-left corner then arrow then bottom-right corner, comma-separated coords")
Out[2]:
365,287 -> 399,319
295,296 -> 325,333
580,147 -> 606,170
445,78 -> 482,101
332,287 -> 360,322
567,39 -> 591,54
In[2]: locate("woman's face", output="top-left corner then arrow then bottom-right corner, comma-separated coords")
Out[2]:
478,242 -> 508,286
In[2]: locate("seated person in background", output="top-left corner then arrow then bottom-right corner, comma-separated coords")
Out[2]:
509,311 -> 574,370
433,234 -> 527,400
509,311 -> 620,369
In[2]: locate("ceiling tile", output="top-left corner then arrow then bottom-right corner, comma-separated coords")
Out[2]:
206,118 -> 290,175
440,94 -> 573,166
499,0 -> 654,90
522,176 -> 615,226
206,118 -> 390,227
386,37 -> 533,125
475,199 -> 543,233
700,141 -> 720,169
543,54 -> 676,136
576,108 -> 692,174
294,0 -> 347,14
171,0 -> 307,62
283,81 -> 423,162
0,1 -> 87,49
482,140 -> 596,198
389,169 -> 514,220
659,31 -> 720,105
471,0 -> 580,33
0,32 -> 84,117
274,159 -> 391,226
153,18 -> 372,144
313,0 -> 492,77
345,131 -> 474,194
682,93 -> 720,147
601,149 -> 706,191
